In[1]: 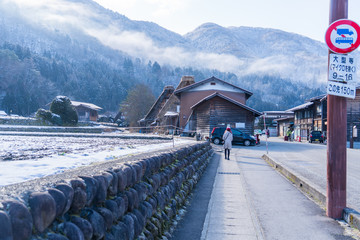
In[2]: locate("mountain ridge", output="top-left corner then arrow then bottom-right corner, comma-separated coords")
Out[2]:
1,0 -> 355,116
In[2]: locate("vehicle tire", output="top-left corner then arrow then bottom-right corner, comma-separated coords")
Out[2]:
244,140 -> 251,146
213,138 -> 221,145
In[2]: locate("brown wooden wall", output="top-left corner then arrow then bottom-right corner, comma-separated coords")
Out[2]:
178,90 -> 247,129
75,106 -> 98,122
192,96 -> 255,137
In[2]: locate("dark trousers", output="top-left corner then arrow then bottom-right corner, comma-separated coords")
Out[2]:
225,149 -> 230,159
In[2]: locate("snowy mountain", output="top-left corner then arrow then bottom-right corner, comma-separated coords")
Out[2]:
185,23 -> 332,86
1,0 -> 358,114
0,0 -> 329,81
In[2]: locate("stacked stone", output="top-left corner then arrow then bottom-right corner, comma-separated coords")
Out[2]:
0,142 -> 213,240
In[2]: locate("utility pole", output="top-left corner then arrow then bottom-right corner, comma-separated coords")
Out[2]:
327,0 -> 348,219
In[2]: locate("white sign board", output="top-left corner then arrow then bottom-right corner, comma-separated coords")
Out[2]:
327,81 -> 356,99
329,53 -> 357,82
235,122 -> 245,128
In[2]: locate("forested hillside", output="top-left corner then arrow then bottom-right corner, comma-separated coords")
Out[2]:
0,43 -> 325,116
0,43 -> 229,115
0,0 -> 333,116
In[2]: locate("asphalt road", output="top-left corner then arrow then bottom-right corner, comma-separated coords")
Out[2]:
233,141 -> 356,240
171,137 -> 360,240
260,137 -> 360,213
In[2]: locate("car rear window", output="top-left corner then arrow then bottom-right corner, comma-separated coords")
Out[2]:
312,131 -> 322,135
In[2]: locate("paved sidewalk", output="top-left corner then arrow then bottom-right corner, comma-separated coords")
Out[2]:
198,144 -> 357,240
201,152 -> 264,240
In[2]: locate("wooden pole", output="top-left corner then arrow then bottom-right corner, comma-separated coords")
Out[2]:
326,0 -> 348,219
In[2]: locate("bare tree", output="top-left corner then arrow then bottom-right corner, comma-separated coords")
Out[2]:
120,84 -> 155,127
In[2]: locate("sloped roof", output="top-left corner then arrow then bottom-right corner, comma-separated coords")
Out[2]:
261,111 -> 294,115
71,101 -> 102,111
274,116 -> 295,122
191,92 -> 261,116
174,76 -> 253,99
143,86 -> 174,121
308,94 -> 326,102
286,102 -> 313,112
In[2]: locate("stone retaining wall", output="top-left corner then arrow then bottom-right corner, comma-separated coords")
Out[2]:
0,142 -> 213,240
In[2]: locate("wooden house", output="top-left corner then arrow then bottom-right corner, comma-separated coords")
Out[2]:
318,87 -> 360,142
188,92 -> 261,137
285,88 -> 360,142
288,94 -> 327,141
140,76 -> 261,137
287,102 -> 315,141
71,101 -> 102,122
346,87 -> 360,141
274,116 -> 295,137
306,88 -> 360,142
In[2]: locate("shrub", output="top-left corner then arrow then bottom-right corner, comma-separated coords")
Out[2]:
36,108 -> 52,123
36,108 -> 62,125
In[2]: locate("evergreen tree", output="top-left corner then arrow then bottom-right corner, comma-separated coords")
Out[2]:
50,96 -> 78,125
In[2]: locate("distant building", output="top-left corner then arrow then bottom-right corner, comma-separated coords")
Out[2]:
0,110 -> 7,116
282,95 -> 327,141
71,101 -> 102,122
273,116 -> 295,137
140,76 -> 261,137
259,111 -> 294,137
284,88 -> 360,142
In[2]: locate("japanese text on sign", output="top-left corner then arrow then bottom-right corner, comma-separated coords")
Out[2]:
327,81 -> 356,99
329,53 -> 357,82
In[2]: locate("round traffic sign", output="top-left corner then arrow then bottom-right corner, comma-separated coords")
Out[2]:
325,19 -> 360,54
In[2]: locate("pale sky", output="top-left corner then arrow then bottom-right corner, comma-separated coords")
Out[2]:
92,0 -> 360,42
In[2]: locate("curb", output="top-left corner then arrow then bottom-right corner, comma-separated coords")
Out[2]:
262,154 -> 360,231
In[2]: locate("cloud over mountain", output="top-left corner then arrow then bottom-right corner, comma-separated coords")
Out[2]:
2,0 -> 347,86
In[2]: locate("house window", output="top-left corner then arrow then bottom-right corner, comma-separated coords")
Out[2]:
177,105 -> 180,112
316,105 -> 321,114
210,82 -> 216,85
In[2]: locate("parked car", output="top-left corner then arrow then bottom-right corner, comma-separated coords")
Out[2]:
210,127 -> 257,146
309,131 -> 324,143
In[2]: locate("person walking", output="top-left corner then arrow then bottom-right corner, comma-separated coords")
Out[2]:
223,127 -> 233,160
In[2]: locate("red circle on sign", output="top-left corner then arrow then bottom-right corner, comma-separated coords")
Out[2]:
325,19 -> 360,54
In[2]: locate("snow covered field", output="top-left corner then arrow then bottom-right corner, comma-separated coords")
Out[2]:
0,135 -> 195,186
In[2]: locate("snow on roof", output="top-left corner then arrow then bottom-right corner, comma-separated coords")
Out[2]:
262,111 -> 293,114
286,102 -> 313,112
174,76 -> 253,98
273,116 -> 294,122
71,101 -> 102,111
0,110 -> 7,116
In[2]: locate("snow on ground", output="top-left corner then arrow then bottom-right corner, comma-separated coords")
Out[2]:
0,135 -> 195,186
